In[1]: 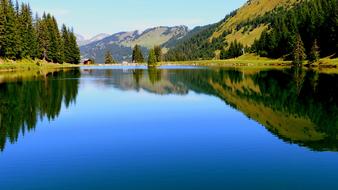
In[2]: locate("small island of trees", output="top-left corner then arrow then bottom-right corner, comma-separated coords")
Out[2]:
132,44 -> 162,66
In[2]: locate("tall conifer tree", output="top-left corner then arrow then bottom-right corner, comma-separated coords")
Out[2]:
0,0 -> 19,59
69,29 -> 80,64
132,45 -> 144,63
18,4 -> 37,58
293,34 -> 306,66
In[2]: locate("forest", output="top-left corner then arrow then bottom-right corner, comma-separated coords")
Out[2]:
165,0 -> 337,63
0,0 -> 80,64
251,0 -> 337,62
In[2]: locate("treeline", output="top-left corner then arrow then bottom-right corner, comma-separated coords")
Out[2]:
0,0 -> 80,64
252,0 -> 337,61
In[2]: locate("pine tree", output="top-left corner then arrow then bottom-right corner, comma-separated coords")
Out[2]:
293,34 -> 306,66
61,24 -> 71,63
0,1 -> 5,56
18,4 -> 37,59
220,48 -> 227,60
154,45 -> 162,62
0,1 -> 78,63
148,48 -> 157,66
308,39 -> 320,63
132,44 -> 144,63
46,15 -> 63,63
104,51 -> 115,64
68,29 -> 80,64
36,13 -> 50,60
0,0 -> 19,59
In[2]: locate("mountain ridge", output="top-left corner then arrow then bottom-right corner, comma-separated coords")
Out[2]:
77,33 -> 110,46
80,25 -> 189,62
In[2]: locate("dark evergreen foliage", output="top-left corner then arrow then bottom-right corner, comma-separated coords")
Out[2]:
147,48 -> 157,66
0,1 -> 80,63
292,34 -> 306,66
220,40 -> 244,59
252,0 -> 337,60
104,51 -> 116,64
308,39 -> 320,63
154,45 -> 162,62
132,44 -> 144,63
0,0 -> 19,59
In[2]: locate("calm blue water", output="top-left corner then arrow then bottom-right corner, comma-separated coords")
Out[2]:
0,66 -> 337,189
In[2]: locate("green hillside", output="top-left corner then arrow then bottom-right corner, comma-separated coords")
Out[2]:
165,0 -> 337,62
211,0 -> 300,45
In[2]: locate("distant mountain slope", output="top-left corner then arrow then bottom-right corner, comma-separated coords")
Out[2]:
80,26 -> 188,63
122,26 -> 188,48
77,33 -> 110,46
162,25 -> 212,49
164,23 -> 224,61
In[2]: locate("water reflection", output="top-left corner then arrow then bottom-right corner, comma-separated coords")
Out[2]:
83,67 -> 338,151
0,69 -> 80,151
1,66 -> 337,152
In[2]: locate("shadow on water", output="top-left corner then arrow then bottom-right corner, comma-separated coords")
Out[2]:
83,66 -> 338,152
1,66 -> 337,152
0,69 -> 81,152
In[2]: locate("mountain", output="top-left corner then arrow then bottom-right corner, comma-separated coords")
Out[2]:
77,33 -> 110,46
165,0 -> 300,61
165,0 -> 337,61
210,0 -> 301,47
75,34 -> 86,45
80,26 -> 188,63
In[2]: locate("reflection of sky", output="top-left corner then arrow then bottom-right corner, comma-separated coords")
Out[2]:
1,74 -> 338,189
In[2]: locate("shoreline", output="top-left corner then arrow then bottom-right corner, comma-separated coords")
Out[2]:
1,57 -> 337,72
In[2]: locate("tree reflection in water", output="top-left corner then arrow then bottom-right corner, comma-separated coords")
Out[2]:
0,69 -> 80,151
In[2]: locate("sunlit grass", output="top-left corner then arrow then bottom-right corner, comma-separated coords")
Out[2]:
160,54 -> 291,66
0,59 -> 80,72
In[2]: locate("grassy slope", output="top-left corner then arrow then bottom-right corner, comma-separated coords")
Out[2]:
0,59 -> 80,72
121,27 -> 180,49
225,24 -> 268,46
211,0 -> 299,46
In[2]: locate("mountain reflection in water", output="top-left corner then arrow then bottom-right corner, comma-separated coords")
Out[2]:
0,67 -> 337,152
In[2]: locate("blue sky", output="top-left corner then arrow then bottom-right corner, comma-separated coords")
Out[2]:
22,0 -> 247,38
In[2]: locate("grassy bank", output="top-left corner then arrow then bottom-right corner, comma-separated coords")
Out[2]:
160,54 -> 291,66
0,59 -> 80,72
159,54 -> 338,68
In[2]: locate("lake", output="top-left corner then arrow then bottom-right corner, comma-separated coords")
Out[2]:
0,66 -> 337,190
